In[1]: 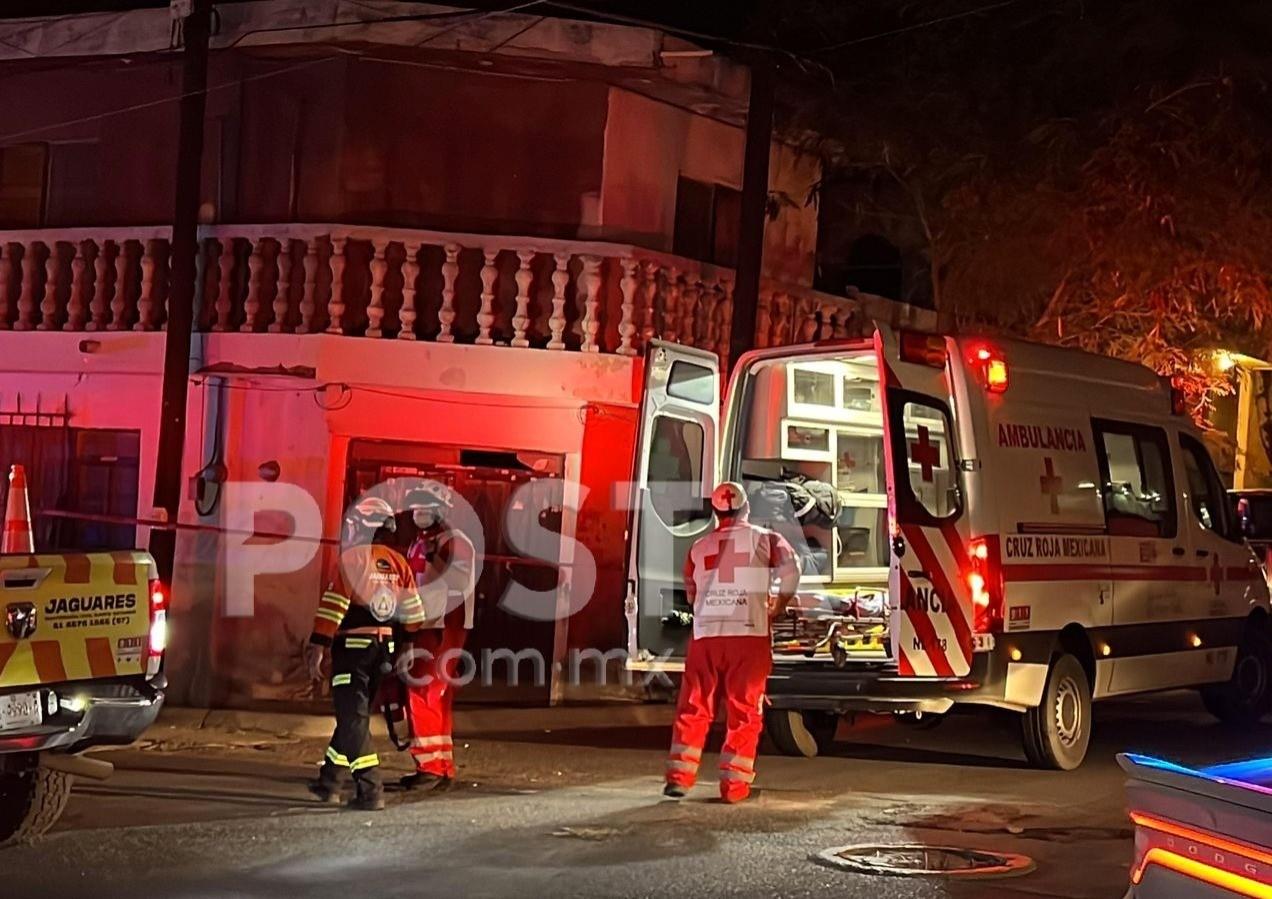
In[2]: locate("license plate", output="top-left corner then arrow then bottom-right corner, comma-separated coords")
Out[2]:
0,690 -> 43,731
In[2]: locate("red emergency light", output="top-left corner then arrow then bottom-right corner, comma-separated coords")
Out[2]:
900,331 -> 948,368
970,345 -> 1009,394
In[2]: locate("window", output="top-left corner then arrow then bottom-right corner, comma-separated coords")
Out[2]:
0,143 -> 48,229
0,425 -> 141,551
890,394 -> 960,521
647,415 -> 709,526
672,176 -> 741,266
666,360 -> 715,406
1180,434 -> 1239,542
1093,420 -> 1175,538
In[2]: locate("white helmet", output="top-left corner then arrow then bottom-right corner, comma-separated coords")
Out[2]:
710,481 -> 748,516
408,481 -> 454,511
347,495 -> 396,535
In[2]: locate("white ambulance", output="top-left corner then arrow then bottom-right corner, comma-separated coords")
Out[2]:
625,327 -> 1272,769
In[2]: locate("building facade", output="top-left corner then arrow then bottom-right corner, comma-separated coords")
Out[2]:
0,2 -> 935,707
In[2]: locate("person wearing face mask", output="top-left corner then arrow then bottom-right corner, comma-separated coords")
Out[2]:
399,482 -> 477,791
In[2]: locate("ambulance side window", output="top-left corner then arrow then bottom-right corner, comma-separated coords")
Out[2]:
648,415 -> 709,526
891,394 -> 960,522
1179,435 -> 1240,542
1092,420 -> 1176,539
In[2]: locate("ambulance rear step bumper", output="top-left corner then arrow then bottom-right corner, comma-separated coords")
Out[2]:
0,675 -> 165,756
767,654 -> 994,715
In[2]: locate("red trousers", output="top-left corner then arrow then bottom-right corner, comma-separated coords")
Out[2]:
405,625 -> 467,777
666,635 -> 772,802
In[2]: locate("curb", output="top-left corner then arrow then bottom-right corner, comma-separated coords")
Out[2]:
156,702 -> 675,741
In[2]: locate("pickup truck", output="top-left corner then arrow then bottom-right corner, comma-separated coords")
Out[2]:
1120,753 -> 1272,897
0,550 -> 166,846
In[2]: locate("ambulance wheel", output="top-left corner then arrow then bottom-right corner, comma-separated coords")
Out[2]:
1201,626 -> 1272,726
0,756 -> 74,847
1021,654 -> 1091,771
766,709 -> 839,758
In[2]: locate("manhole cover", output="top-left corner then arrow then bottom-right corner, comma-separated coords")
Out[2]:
812,844 -> 1035,879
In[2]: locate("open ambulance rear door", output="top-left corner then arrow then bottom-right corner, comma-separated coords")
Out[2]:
625,341 -> 720,671
876,326 -> 977,679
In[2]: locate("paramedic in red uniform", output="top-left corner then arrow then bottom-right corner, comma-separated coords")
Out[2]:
664,481 -> 800,803
400,482 -> 477,792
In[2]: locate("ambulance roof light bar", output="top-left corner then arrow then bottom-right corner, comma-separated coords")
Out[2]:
969,344 -> 1009,394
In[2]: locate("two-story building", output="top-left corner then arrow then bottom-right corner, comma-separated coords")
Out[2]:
0,1 -> 934,707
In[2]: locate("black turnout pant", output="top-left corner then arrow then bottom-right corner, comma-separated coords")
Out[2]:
318,634 -> 390,793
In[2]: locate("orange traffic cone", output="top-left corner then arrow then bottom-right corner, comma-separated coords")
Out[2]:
2,464 -> 34,554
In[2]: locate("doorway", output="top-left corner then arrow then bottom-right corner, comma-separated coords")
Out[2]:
345,440 -> 566,704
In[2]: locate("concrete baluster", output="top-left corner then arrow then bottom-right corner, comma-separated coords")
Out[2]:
398,241 -> 421,340
366,238 -> 388,338
617,256 -> 638,356
325,236 -> 347,335
437,242 -> 459,342
512,248 -> 534,348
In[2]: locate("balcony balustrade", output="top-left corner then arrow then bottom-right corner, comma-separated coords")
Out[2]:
0,224 -> 936,368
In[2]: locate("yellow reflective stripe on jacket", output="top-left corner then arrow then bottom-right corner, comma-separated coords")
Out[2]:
350,753 -> 379,772
398,592 -> 426,628
325,746 -> 350,767
342,638 -> 372,649
321,591 -> 351,610
331,673 -> 352,687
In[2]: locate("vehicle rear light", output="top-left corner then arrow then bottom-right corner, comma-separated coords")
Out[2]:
900,331 -> 947,368
1129,810 -> 1272,895
969,345 -> 1009,394
967,536 -> 1003,634
145,578 -> 167,679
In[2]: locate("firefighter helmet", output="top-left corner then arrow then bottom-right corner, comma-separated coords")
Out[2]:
348,496 -> 397,532
408,481 -> 454,511
710,481 -> 749,516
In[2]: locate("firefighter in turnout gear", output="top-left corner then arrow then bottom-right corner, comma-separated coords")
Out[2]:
400,482 -> 477,792
306,496 -> 425,810
664,482 -> 799,803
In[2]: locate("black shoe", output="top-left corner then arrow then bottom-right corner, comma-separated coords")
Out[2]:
307,779 -> 342,805
400,771 -> 452,793
346,790 -> 385,811
663,783 -> 687,800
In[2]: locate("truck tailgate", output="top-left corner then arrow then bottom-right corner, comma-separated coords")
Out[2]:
0,551 -> 154,688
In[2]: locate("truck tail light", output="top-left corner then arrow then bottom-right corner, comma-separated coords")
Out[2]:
1129,810 -> 1272,895
145,579 -> 168,679
967,537 -> 1004,634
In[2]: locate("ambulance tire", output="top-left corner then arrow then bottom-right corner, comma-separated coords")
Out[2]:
766,709 -> 839,758
0,758 -> 73,847
1021,654 -> 1092,771
1201,626 -> 1272,726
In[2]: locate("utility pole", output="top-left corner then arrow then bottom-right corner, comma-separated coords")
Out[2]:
729,58 -> 776,368
150,0 -> 212,583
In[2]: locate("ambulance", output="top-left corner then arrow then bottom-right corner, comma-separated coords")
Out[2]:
625,327 -> 1272,769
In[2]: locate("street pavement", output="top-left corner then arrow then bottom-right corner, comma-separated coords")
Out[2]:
4,690 -> 1270,899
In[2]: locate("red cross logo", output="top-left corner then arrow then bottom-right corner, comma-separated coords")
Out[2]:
704,538 -> 753,585
1040,457 -> 1063,514
910,426 -> 941,483
1210,553 -> 1223,597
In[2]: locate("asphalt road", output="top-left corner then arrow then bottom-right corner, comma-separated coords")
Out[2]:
5,691 -> 1269,899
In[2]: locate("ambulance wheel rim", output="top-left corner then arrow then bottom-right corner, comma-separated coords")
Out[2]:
1054,677 -> 1082,748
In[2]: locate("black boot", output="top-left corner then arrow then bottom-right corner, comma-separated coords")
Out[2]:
347,785 -> 385,811
399,771 -> 452,793
307,764 -> 342,804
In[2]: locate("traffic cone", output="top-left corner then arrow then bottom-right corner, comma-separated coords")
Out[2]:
2,464 -> 34,554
